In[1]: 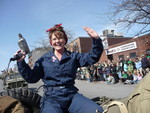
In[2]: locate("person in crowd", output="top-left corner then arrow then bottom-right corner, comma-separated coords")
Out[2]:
141,54 -> 149,76
97,62 -> 105,81
106,74 -> 115,85
124,71 -> 134,84
132,69 -> 142,84
118,57 -> 124,71
76,67 -> 82,80
116,61 -> 123,81
134,57 -> 143,76
120,70 -> 128,83
90,64 -> 98,81
132,70 -> 138,84
102,61 -> 110,81
85,66 -> 92,83
129,58 -> 136,69
15,24 -> 104,113
104,62 -> 111,81
126,56 -> 130,62
127,60 -> 134,73
110,62 -> 119,83
146,55 -> 150,72
80,67 -> 87,80
123,61 -> 128,72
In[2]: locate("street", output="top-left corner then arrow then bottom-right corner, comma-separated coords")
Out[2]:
75,80 -> 136,99
0,79 -> 136,99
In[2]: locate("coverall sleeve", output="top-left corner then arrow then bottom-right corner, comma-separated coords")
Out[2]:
17,58 -> 44,83
76,38 -> 103,67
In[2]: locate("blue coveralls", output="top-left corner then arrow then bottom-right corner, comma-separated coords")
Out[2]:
17,38 -> 104,113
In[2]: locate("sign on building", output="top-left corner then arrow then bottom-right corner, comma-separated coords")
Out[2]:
106,42 -> 137,55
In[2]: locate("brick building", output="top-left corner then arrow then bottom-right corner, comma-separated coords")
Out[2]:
66,37 -> 92,53
67,33 -> 150,62
106,34 -> 150,61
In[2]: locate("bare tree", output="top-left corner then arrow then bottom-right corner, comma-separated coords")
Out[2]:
34,37 -> 51,51
109,0 -> 150,36
65,29 -> 75,43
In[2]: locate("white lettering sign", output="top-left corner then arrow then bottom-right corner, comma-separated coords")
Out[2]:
106,42 -> 137,55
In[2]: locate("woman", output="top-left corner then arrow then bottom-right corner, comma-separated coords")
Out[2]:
16,24 -> 104,113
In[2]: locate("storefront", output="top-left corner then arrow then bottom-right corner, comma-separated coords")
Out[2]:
104,34 -> 150,61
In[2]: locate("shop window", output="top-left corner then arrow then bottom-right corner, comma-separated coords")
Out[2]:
130,52 -> 136,58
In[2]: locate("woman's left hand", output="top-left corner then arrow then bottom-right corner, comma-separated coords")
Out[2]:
83,26 -> 100,39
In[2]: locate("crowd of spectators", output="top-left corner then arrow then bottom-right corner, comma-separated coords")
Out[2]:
76,55 -> 150,85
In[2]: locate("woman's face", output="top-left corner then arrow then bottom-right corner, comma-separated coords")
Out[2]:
50,33 -> 66,51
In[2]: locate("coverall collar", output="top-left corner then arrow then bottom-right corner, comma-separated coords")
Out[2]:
48,48 -> 71,62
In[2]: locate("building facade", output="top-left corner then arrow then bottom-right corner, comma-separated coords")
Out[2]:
106,34 -> 150,61
67,34 -> 150,62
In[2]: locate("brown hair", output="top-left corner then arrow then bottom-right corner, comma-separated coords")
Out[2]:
48,24 -> 68,44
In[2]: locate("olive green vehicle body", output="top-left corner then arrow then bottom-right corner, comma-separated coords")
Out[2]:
2,73 -> 28,89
